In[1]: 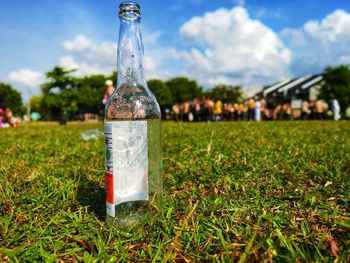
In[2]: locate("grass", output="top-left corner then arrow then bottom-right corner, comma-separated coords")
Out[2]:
0,121 -> 350,262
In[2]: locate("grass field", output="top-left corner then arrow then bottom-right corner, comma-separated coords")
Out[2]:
0,121 -> 350,262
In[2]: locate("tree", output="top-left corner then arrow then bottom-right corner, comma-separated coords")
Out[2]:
166,77 -> 202,102
40,67 -> 117,119
41,67 -> 78,119
75,72 -> 117,115
147,79 -> 173,107
29,95 -> 43,113
208,84 -> 243,103
147,79 -> 173,119
76,75 -> 107,114
0,82 -> 22,114
321,65 -> 350,113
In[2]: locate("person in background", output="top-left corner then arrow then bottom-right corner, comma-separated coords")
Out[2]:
283,103 -> 292,120
301,100 -> 309,120
233,103 -> 239,120
238,102 -> 245,120
193,97 -> 201,122
260,98 -> 267,120
178,103 -> 184,121
2,108 -> 19,128
322,100 -> 329,119
206,98 -> 214,122
214,99 -> 223,121
102,80 -> 115,105
331,96 -> 341,121
226,103 -> 235,121
183,100 -> 190,122
200,97 -> 208,122
188,100 -> 194,122
0,98 -> 4,128
315,99 -> 324,119
309,100 -> 316,120
248,98 -> 255,121
274,104 -> 282,120
172,103 -> 180,122
0,108 -> 3,128
263,106 -> 271,121
254,98 -> 261,122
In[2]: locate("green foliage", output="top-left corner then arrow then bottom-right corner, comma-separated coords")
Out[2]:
321,65 -> 350,113
0,82 -> 22,114
29,96 -> 43,113
37,64 -> 350,120
147,79 -> 173,107
76,75 -> 107,114
0,121 -> 349,261
40,67 -> 78,119
74,72 -> 116,115
40,67 -> 117,119
166,77 -> 202,102
207,84 -> 244,103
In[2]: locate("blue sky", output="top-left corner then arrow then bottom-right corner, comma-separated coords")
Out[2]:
1,0 -> 350,101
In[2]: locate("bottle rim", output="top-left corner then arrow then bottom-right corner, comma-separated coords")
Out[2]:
119,1 -> 141,19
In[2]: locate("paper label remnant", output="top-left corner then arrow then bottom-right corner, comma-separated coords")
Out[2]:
104,121 -> 148,217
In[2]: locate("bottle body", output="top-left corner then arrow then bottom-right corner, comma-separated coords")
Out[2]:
104,2 -> 162,228
104,86 -> 162,228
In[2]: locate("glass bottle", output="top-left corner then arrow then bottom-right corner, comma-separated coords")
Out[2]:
104,1 -> 162,228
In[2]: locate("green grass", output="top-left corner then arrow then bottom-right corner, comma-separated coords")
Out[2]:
0,121 -> 350,262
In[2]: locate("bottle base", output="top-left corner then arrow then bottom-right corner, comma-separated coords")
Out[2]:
106,200 -> 152,229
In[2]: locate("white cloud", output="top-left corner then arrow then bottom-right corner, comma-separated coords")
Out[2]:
281,9 -> 350,75
141,31 -> 180,79
63,35 -> 93,51
176,6 -> 291,87
60,8 -> 350,89
60,33 -> 175,80
8,69 -> 44,88
59,55 -> 114,76
61,35 -> 117,75
60,56 -> 79,69
339,55 -> 350,64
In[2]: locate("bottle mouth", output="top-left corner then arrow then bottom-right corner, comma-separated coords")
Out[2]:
119,1 -> 141,21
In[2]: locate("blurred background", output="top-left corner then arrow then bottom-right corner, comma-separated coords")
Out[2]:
1,0 -> 350,123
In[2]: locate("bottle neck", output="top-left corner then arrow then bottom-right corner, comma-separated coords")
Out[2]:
117,18 -> 146,87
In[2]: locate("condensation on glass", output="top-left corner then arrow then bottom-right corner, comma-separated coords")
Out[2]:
104,1 -> 162,228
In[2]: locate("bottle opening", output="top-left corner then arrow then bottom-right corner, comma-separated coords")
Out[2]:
119,1 -> 141,21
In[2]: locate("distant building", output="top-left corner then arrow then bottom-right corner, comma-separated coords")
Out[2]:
257,74 -> 323,102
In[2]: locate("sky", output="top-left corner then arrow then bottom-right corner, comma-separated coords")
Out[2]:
1,0 -> 350,102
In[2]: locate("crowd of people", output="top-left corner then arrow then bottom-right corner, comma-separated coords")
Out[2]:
0,78 -> 343,128
171,97 -> 342,122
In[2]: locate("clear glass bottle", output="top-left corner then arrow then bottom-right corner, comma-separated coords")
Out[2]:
104,1 -> 162,228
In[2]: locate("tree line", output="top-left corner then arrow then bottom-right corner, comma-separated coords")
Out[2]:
0,66 -> 243,120
1,65 -> 350,119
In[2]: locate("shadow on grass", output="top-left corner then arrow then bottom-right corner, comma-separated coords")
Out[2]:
76,174 -> 106,219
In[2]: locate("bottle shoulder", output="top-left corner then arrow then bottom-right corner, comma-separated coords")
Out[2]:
105,84 -> 161,120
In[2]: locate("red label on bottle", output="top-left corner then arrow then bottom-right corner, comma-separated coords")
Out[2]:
105,172 -> 114,204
